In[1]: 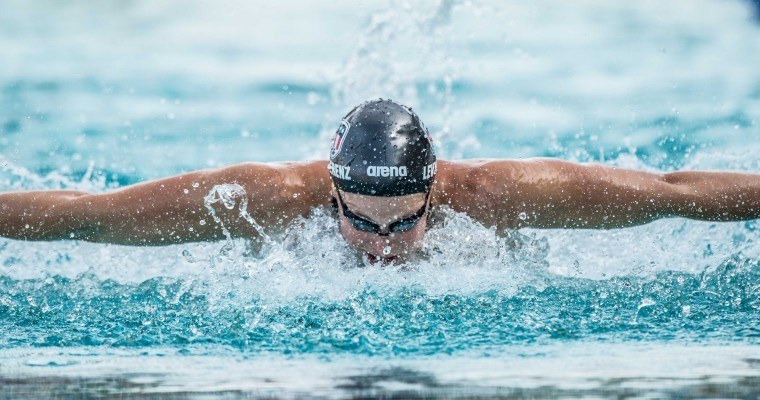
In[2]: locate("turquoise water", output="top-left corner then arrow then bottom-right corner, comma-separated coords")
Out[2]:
1,0 -> 760,397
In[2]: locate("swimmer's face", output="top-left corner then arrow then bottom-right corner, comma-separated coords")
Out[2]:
334,189 -> 430,261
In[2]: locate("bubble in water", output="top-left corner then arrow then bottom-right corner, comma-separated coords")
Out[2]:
181,249 -> 196,263
518,212 -> 527,221
383,246 -> 392,255
192,182 -> 199,188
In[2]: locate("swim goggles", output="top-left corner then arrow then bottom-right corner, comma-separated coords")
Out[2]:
335,189 -> 430,235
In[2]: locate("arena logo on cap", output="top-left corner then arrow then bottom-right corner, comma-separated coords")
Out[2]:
367,166 -> 408,177
330,120 -> 351,160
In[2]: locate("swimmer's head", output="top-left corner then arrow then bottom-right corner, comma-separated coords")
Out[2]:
328,99 -> 437,261
328,99 -> 437,196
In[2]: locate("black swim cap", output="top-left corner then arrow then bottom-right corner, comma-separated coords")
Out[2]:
328,99 -> 437,197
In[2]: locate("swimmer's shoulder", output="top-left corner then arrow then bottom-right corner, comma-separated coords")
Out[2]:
434,158 -> 559,189
433,159 -> 524,204
230,160 -> 329,182
216,160 -> 332,208
432,159 -> 544,230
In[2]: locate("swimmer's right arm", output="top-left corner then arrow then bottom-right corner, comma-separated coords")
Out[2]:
0,161 -> 332,245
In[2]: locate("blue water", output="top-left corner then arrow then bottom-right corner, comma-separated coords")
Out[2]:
1,256 -> 758,352
1,0 -> 759,397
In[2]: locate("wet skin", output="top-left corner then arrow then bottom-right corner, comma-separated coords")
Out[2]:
334,189 -> 429,262
0,159 -> 758,253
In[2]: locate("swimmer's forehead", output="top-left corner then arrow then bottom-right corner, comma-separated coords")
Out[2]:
341,191 -> 426,212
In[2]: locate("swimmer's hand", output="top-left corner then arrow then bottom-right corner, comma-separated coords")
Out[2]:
0,161 -> 331,245
438,159 -> 760,230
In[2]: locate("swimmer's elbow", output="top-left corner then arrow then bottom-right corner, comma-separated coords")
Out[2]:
658,173 -> 695,212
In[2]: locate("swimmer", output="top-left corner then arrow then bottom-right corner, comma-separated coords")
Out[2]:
1,99 -> 758,262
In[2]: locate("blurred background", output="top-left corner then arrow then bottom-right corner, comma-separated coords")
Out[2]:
1,0 -> 758,189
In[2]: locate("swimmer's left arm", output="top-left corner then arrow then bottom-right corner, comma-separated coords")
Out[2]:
442,159 -> 760,230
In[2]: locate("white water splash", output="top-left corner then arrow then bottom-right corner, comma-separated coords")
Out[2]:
203,183 -> 269,242
0,157 -> 108,193
320,0 -> 479,160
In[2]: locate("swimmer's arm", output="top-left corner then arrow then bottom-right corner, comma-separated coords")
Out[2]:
0,161 -> 332,245
446,159 -> 759,229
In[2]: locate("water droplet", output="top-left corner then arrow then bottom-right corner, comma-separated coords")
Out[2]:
183,189 -> 189,194
518,212 -> 527,221
383,246 -> 392,255
199,220 -> 206,226
192,182 -> 199,188
181,249 -> 195,263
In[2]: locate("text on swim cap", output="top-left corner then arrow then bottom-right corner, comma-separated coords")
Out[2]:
366,166 -> 407,177
422,162 -> 437,180
329,161 -> 351,180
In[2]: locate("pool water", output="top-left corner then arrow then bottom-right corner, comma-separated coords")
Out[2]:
1,0 -> 759,398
